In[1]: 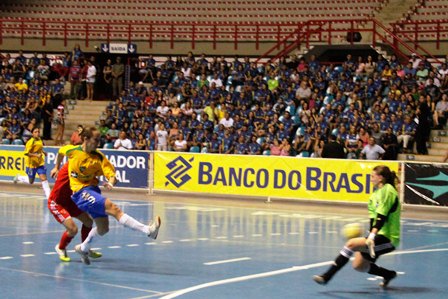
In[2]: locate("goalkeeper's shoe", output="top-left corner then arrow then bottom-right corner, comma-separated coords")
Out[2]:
313,275 -> 328,285
380,271 -> 397,288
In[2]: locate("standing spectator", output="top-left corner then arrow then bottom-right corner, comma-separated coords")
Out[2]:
69,60 -> 81,100
86,60 -> 96,101
112,57 -> 124,99
53,100 -> 65,145
41,96 -> 53,140
114,131 -> 133,150
103,59 -> 113,100
156,122 -> 168,151
322,134 -> 346,159
361,137 -> 385,160
415,95 -> 431,155
381,127 -> 399,160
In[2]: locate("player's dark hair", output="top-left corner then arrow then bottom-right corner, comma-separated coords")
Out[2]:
373,165 -> 398,189
81,126 -> 98,140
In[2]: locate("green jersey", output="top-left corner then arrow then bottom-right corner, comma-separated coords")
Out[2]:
368,183 -> 400,247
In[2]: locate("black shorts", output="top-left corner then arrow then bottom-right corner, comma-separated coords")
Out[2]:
361,234 -> 395,262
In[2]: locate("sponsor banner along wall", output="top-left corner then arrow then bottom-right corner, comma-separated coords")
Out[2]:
154,152 -> 399,202
404,163 -> 448,206
0,146 -> 149,189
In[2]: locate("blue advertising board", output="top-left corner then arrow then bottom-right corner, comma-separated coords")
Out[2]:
0,146 -> 149,189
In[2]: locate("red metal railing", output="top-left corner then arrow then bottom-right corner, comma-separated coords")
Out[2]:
0,17 -> 445,58
391,20 -> 448,51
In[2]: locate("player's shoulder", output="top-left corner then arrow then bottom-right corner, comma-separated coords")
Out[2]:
91,149 -> 106,161
61,144 -> 82,155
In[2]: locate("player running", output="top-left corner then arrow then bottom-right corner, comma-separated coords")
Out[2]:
51,126 -> 161,265
313,165 -> 400,288
48,162 -> 102,262
13,127 -> 51,199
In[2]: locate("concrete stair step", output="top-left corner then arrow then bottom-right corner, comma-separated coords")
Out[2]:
398,153 -> 445,163
429,142 -> 448,150
428,148 -> 448,156
431,136 -> 448,143
430,129 -> 448,137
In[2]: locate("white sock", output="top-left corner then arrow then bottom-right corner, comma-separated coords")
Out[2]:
80,227 -> 99,252
17,175 -> 29,183
119,213 -> 149,234
41,180 -> 50,199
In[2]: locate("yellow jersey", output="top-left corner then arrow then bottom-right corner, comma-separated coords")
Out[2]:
58,145 -> 116,192
24,137 -> 45,168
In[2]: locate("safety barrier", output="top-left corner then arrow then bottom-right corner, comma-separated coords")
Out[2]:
0,145 -> 446,207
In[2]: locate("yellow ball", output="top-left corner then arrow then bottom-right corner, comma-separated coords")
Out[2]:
342,223 -> 363,239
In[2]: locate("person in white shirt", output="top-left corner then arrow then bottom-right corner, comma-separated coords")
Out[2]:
86,60 -> 96,101
174,134 -> 187,152
210,74 -> 223,88
361,137 -> 385,160
114,131 -> 133,150
156,100 -> 170,120
219,112 -> 234,128
156,123 -> 168,151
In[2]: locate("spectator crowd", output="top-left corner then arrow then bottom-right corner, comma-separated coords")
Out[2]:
1,48 -> 448,160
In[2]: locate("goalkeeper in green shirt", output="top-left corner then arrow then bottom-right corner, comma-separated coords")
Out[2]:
313,165 -> 400,288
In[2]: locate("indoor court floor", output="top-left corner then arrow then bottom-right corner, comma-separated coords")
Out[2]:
0,190 -> 447,299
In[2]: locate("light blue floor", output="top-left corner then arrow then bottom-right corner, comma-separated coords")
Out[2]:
0,191 -> 447,298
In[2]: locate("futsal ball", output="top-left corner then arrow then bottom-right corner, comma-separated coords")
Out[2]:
342,223 -> 363,240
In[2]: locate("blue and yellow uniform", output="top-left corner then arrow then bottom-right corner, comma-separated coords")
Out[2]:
24,137 -> 46,178
58,145 -> 116,218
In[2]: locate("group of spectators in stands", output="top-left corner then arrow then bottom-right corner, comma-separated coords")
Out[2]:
98,51 -> 448,159
1,47 -> 448,160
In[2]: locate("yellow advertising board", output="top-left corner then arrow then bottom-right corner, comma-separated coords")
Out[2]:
154,152 -> 399,203
0,149 -> 26,177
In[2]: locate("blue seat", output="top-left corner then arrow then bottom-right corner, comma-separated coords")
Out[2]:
103,142 -> 114,149
189,146 -> 200,153
262,150 -> 271,156
256,137 -> 265,145
2,138 -> 11,144
12,139 -> 24,145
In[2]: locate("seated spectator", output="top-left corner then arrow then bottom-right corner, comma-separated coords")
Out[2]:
173,134 -> 188,152
361,137 -> 385,160
114,130 -> 133,150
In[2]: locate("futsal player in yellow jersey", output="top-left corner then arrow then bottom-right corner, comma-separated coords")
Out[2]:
14,127 -> 51,199
51,127 -> 161,265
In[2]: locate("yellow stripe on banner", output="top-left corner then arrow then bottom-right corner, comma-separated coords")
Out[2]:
154,153 -> 399,203
0,150 -> 26,175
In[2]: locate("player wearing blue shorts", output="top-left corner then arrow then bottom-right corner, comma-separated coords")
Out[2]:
14,127 -> 51,199
313,165 -> 400,288
51,126 -> 161,265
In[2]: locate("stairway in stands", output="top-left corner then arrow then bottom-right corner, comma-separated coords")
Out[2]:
398,129 -> 448,163
48,99 -> 108,146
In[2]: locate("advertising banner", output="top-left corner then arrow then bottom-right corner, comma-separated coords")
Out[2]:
154,152 -> 399,202
0,146 -> 149,189
404,162 -> 448,206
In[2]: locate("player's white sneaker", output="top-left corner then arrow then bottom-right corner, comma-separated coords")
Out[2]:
54,244 -> 71,262
75,244 -> 90,265
148,216 -> 161,239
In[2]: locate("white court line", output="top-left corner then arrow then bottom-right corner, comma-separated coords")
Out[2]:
0,256 -> 13,260
162,261 -> 333,299
22,242 -> 34,245
0,266 -> 163,294
204,257 -> 251,266
127,244 -> 139,247
20,254 -> 34,257
161,248 -> 448,299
